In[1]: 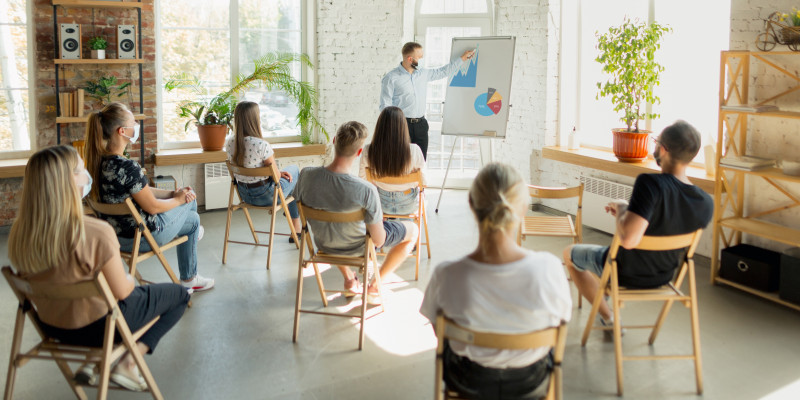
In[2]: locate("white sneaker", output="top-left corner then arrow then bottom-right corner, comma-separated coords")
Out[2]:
597,315 -> 626,341
197,225 -> 205,242
182,274 -> 215,292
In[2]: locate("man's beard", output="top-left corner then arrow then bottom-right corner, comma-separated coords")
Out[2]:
411,60 -> 419,70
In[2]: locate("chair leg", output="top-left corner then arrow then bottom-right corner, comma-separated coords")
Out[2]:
688,262 -> 704,395
422,201 -> 431,259
123,333 -> 163,400
4,308 -> 25,400
580,287 -> 605,346
222,206 -> 234,264
612,287 -> 624,396
312,262 -> 327,307
293,241 -> 307,343
648,299 -> 675,345
358,263 -> 369,350
242,208 -> 259,244
52,353 -> 88,400
266,210 -> 277,270
414,217 -> 422,281
96,317 -> 116,400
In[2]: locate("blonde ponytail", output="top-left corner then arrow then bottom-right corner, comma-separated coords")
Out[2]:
469,163 -> 527,250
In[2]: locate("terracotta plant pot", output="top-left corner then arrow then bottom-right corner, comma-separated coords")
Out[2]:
612,128 -> 651,163
197,124 -> 228,151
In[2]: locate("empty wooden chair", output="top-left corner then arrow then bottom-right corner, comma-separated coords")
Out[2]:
72,140 -> 86,160
434,313 -> 568,400
2,266 -> 163,400
580,229 -> 704,396
222,161 -> 299,270
519,183 -> 584,307
364,167 -> 430,280
86,198 -> 186,286
292,203 -> 383,350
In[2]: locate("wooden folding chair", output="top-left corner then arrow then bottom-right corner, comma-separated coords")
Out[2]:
518,183 -> 584,307
2,266 -> 163,400
222,161 -> 299,270
364,168 -> 431,280
434,313 -> 568,400
292,202 -> 384,350
580,229 -> 704,396
86,198 -> 186,286
71,140 -> 86,160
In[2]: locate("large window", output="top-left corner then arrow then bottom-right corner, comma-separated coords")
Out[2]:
561,0 -> 730,160
158,0 -> 304,149
0,0 -> 33,158
416,0 -> 492,187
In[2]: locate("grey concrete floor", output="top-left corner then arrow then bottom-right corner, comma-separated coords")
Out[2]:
1,189 -> 800,399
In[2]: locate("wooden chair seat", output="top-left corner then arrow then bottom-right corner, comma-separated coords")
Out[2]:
364,168 -> 430,281
580,229 -> 705,396
522,216 -> 576,237
222,161 -> 299,270
2,266 -> 164,400
292,204 -> 383,350
434,313 -> 567,400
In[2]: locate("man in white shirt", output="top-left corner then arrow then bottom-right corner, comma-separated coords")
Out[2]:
379,42 -> 475,160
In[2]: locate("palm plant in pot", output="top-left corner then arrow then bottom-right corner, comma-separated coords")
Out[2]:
165,52 -> 327,151
596,18 -> 670,162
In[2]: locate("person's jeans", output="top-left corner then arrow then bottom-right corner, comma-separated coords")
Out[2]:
236,164 -> 299,219
377,187 -> 419,215
118,201 -> 200,281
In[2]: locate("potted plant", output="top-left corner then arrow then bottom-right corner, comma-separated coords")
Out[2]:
83,76 -> 131,105
165,52 -> 327,151
596,18 -> 670,162
88,36 -> 108,59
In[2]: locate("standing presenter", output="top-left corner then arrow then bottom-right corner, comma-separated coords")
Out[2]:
380,42 -> 475,160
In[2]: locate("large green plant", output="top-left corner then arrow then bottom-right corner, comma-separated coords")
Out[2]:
165,52 -> 327,144
83,76 -> 131,105
596,18 -> 671,133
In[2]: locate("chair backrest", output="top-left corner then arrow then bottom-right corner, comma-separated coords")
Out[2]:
86,197 -> 145,224
364,167 -> 424,188
527,183 -> 583,201
607,229 -> 703,262
2,266 -> 116,317
71,140 -> 86,160
298,203 -> 366,224
225,160 -> 281,182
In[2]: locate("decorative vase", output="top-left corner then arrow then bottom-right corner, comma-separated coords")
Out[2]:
91,49 -> 106,59
197,124 -> 228,151
612,128 -> 651,163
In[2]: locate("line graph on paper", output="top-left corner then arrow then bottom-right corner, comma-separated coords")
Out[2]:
449,45 -> 478,88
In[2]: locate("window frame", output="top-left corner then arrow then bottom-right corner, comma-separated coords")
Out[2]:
0,0 -> 36,160
156,0 -> 312,151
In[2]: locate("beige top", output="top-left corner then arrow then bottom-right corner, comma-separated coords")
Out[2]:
24,217 -> 123,329
358,143 -> 427,191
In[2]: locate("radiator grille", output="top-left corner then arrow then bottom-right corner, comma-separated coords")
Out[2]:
204,162 -> 234,210
579,176 -> 633,234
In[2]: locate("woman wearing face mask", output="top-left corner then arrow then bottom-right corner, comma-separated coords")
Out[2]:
84,102 -> 214,291
8,145 -> 190,391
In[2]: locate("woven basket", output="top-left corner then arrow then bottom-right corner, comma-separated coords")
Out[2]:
781,27 -> 800,43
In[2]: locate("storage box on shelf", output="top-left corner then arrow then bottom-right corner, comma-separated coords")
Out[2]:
712,50 -> 800,311
52,0 -> 146,166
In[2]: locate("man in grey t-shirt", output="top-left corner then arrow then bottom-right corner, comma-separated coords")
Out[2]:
294,121 -> 418,303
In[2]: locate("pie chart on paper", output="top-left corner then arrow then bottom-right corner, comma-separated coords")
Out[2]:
474,88 -> 502,117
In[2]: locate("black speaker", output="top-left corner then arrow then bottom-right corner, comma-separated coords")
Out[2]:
117,25 -> 136,59
60,23 -> 81,59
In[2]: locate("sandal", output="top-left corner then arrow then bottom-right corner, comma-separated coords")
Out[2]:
343,277 -> 362,298
110,365 -> 147,392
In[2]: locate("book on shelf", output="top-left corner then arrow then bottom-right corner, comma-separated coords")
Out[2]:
721,104 -> 779,113
719,155 -> 776,170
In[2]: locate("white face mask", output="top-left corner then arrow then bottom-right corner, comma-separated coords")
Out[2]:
123,124 -> 140,143
80,169 -> 92,199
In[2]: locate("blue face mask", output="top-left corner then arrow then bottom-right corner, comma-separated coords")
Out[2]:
81,169 -> 92,198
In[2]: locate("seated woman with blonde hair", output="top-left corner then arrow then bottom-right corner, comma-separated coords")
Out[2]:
84,102 -> 214,291
8,145 -> 190,391
358,106 -> 426,215
419,163 -> 572,400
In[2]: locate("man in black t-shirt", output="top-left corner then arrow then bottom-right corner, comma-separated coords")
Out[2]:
563,120 -> 713,325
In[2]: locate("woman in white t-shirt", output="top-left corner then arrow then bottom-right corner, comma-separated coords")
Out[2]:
226,101 -> 301,235
419,163 -> 572,400
358,106 -> 426,215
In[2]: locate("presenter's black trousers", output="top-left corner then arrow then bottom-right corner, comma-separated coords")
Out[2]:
407,117 -> 429,160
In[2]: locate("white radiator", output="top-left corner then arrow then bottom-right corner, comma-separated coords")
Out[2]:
579,176 -> 633,234
204,163 -> 236,210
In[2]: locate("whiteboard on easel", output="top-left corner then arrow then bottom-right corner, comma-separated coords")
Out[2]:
441,36 -> 515,138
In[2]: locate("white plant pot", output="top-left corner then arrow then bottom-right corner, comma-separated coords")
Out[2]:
91,49 -> 106,59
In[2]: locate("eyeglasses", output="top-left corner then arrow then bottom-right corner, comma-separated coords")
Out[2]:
651,136 -> 668,151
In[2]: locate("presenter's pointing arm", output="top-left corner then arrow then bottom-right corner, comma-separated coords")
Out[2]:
428,51 -> 471,81
379,74 -> 393,110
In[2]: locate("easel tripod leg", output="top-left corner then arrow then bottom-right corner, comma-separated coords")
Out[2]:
435,137 -> 459,213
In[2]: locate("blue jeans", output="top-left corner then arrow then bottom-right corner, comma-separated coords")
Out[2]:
118,201 -> 200,281
377,187 -> 419,215
236,164 -> 299,219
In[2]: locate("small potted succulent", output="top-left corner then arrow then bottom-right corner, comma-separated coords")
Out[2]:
88,36 -> 108,59
596,18 -> 671,162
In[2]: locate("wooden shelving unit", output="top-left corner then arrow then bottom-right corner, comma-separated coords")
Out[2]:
56,114 -> 145,124
711,50 -> 800,312
52,0 -> 145,166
